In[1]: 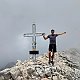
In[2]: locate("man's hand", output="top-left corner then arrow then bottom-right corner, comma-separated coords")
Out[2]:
42,33 -> 45,36
42,33 -> 48,40
63,32 -> 66,34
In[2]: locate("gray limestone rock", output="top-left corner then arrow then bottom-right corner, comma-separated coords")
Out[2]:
0,48 -> 80,80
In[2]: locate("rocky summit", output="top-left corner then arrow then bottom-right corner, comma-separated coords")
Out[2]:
0,48 -> 80,80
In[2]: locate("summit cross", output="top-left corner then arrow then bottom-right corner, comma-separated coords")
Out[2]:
24,24 -> 44,61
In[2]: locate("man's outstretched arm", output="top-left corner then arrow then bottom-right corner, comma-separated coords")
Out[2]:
56,32 -> 66,35
42,33 -> 48,40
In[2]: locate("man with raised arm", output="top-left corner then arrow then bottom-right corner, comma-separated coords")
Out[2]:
42,29 -> 66,64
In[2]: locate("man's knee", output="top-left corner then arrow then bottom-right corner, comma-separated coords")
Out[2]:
49,51 -> 51,53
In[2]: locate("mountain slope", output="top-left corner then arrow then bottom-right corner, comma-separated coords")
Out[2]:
0,48 -> 80,80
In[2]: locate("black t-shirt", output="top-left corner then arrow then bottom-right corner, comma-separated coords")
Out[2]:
47,34 -> 58,44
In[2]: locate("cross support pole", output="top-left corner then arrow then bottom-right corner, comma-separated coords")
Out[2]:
24,24 -> 45,61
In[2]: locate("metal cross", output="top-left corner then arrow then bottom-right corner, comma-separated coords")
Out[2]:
24,24 -> 44,61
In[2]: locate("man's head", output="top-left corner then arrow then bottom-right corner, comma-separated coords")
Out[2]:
51,29 -> 54,34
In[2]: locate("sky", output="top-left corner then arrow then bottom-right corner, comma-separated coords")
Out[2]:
0,0 -> 80,67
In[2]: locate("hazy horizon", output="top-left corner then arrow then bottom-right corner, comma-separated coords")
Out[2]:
0,0 -> 80,67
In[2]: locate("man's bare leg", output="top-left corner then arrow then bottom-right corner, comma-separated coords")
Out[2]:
52,52 -> 54,61
48,51 -> 51,64
51,52 -> 55,65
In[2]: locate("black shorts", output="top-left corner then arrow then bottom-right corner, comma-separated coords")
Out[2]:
49,44 -> 57,52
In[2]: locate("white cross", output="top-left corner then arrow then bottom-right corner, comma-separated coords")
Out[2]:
24,24 -> 44,51
24,24 -> 44,61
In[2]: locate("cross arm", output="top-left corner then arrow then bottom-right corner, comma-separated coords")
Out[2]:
24,33 -> 33,37
36,33 -> 45,36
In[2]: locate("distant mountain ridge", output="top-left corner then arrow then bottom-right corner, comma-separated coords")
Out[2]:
0,62 -> 15,71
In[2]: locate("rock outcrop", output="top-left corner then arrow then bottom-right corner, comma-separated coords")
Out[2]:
0,48 -> 80,80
